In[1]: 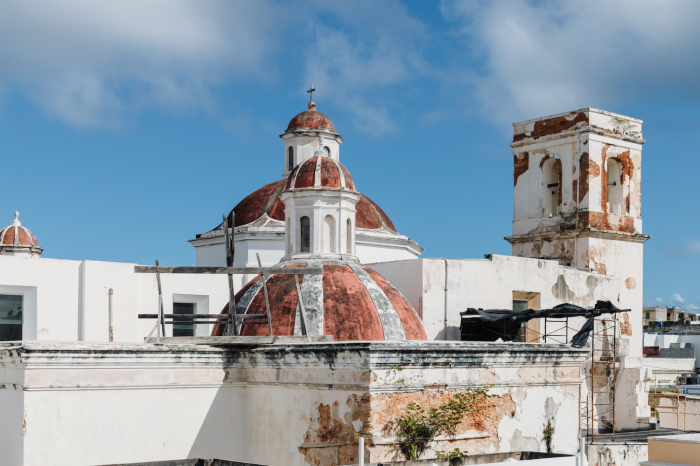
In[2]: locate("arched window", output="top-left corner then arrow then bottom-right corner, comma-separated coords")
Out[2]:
607,159 -> 624,215
287,147 -> 294,172
323,215 -> 336,253
542,158 -> 560,218
323,146 -> 330,157
346,219 -> 352,254
300,216 -> 310,253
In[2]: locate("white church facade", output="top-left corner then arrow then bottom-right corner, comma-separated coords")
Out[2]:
0,99 -> 653,465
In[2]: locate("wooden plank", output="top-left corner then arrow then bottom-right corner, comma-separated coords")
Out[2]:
144,335 -> 334,345
224,212 -> 237,337
134,266 -> 323,275
257,253 -> 274,336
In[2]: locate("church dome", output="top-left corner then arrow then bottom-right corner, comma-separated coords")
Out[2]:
285,102 -> 338,136
284,156 -> 355,192
0,211 -> 42,255
225,180 -> 398,233
212,261 -> 426,341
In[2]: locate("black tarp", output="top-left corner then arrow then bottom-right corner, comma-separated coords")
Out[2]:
460,300 -> 624,348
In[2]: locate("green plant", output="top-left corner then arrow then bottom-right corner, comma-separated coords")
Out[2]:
557,207 -> 587,230
543,419 -> 555,453
435,448 -> 468,460
395,387 -> 494,460
610,117 -> 641,138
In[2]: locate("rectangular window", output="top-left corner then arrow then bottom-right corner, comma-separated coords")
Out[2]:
173,302 -> 196,337
0,294 -> 23,341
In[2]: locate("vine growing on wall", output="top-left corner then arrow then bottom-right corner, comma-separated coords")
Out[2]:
394,387 -> 494,460
543,419 -> 555,453
557,207 -> 587,230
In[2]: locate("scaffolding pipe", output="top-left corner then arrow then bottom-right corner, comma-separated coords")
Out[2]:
108,288 -> 114,342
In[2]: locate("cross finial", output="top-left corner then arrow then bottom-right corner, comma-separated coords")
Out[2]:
307,84 -> 315,103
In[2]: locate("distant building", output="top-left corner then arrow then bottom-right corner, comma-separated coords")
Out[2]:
644,306 -> 684,325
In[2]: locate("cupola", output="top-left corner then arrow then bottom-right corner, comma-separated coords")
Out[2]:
0,211 -> 42,256
280,86 -> 343,177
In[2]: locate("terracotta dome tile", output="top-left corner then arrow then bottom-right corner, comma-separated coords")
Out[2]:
364,268 -> 427,340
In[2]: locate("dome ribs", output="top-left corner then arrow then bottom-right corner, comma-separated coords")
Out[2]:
294,157 -> 318,190
355,197 -> 382,230
297,266 -> 324,336
319,158 -> 341,188
347,263 -> 405,340
339,164 -> 355,190
259,180 -> 287,219
364,268 -> 427,340
230,180 -> 283,228
322,264 -> 384,341
1,226 -> 16,245
241,272 -> 302,336
363,195 -> 397,233
211,275 -> 262,336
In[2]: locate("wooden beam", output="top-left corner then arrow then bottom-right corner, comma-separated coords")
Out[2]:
134,266 -> 323,275
143,335 -> 333,345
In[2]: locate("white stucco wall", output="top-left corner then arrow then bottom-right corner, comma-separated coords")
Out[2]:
368,254 -> 620,342
0,255 -> 229,343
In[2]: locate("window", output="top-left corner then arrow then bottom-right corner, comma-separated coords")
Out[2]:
173,302 -> 196,337
0,294 -> 23,341
300,216 -> 310,253
607,159 -> 624,214
287,147 -> 294,172
346,219 -> 352,254
323,146 -> 330,157
542,158 -> 560,218
323,215 -> 336,253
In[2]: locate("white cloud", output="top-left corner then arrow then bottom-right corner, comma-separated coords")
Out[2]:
0,1 -> 286,127
441,0 -> 700,125
0,0 -> 430,134
688,305 -> 700,310
672,293 -> 685,303
302,1 -> 429,136
667,237 -> 700,255
655,297 -> 663,302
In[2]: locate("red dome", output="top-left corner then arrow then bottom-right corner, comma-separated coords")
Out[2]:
226,179 -> 397,233
0,211 -> 42,255
286,103 -> 337,134
284,157 -> 355,191
212,262 -> 426,341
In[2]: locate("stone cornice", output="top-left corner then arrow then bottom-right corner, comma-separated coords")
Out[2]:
505,228 -> 651,245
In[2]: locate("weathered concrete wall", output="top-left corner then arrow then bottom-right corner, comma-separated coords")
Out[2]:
0,341 -> 587,466
368,255 -> 620,342
586,443 -> 647,466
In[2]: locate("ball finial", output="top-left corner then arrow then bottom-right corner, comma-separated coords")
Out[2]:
12,211 -> 20,226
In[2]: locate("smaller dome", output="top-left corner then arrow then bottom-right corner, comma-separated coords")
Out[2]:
284,156 -> 355,192
285,102 -> 338,136
0,211 -> 42,255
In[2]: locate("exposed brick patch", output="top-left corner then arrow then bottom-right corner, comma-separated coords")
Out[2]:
625,277 -> 636,290
513,112 -> 588,142
578,152 -> 598,202
621,313 -> 632,336
579,212 -> 635,233
514,152 -> 529,187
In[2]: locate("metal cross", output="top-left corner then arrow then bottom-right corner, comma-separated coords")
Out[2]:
307,84 -> 315,102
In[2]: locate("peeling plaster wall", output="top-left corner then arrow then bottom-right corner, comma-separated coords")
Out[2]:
369,255 -> 619,343
586,443 -> 647,466
0,341 -> 587,466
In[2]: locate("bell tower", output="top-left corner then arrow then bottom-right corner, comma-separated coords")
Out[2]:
506,108 -> 651,430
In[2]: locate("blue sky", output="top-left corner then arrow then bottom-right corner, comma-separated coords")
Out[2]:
1,0 -> 698,310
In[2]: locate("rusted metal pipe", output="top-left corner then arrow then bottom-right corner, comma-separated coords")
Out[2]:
108,288 -> 114,342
